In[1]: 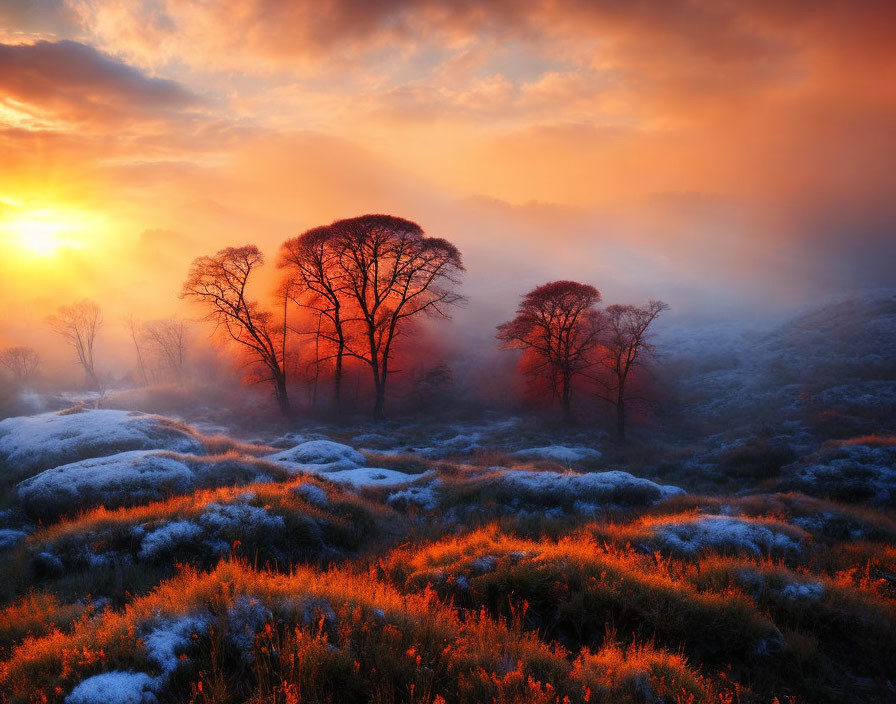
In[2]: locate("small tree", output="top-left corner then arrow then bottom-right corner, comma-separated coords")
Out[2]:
47,299 -> 102,389
278,226 -> 351,410
497,281 -> 603,420
596,300 -> 668,441
181,245 -> 290,415
0,346 -> 40,386
330,214 -> 465,419
143,318 -> 188,382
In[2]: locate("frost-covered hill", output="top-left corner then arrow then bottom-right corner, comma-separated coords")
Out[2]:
660,288 -> 896,438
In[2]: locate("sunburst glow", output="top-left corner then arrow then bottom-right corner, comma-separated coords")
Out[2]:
1,207 -> 89,257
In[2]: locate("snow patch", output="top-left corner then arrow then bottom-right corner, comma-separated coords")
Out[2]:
138,521 -> 202,561
17,451 -> 195,518
654,517 -> 801,556
198,500 -> 285,538
500,469 -> 680,508
513,445 -> 602,463
324,467 -> 429,488
292,482 -> 330,507
0,409 -> 202,477
142,613 -> 211,674
266,440 -> 365,472
388,483 -> 439,510
66,671 -> 157,704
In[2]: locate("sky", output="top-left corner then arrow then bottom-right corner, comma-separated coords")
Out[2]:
1,0 -> 895,356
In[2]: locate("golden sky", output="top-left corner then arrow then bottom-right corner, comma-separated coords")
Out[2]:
1,0 -> 895,349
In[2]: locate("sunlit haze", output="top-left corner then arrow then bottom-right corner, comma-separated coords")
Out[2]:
1,1 -> 894,352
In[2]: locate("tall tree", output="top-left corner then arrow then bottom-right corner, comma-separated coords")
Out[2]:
0,346 -> 40,386
497,281 -> 603,420
278,226 -> 350,410
181,245 -> 290,415
596,300 -> 668,441
47,299 -> 102,389
329,214 -> 465,419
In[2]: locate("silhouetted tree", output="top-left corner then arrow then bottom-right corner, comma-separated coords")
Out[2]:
181,245 -> 290,415
143,318 -> 188,382
595,300 -> 668,441
278,226 -> 350,410
47,299 -> 102,389
497,281 -> 603,420
329,215 -> 465,419
0,346 -> 40,386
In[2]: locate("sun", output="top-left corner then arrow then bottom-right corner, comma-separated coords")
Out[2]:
1,207 -> 87,257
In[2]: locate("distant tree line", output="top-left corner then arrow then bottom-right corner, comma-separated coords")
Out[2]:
3,212 -> 665,438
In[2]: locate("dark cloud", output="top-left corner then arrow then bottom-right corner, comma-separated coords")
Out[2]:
0,39 -> 197,125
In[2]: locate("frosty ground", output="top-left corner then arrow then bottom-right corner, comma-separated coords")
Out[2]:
1,291 -> 895,703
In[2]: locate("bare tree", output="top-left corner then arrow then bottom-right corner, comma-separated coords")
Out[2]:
497,281 -> 604,420
181,245 -> 290,415
278,226 -> 351,410
595,300 -> 669,441
126,315 -> 149,386
0,346 -> 40,386
142,318 -> 188,382
329,215 -> 465,419
47,299 -> 102,389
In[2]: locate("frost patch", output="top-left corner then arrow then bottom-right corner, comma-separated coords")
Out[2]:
0,528 -> 27,550
266,440 -> 365,472
737,569 -> 825,602
513,445 -> 602,464
779,581 -> 825,601
198,500 -> 285,538
17,451 -> 195,519
324,467 -> 429,488
292,483 -> 330,508
138,521 -> 202,561
388,483 -> 439,510
0,409 -> 202,478
500,469 -> 679,508
142,613 -> 211,674
66,671 -> 157,704
655,517 -> 801,556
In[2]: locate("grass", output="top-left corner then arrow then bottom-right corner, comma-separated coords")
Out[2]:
2,428 -> 896,702
0,559 -> 720,704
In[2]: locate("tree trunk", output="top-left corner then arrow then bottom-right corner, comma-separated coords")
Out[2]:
561,368 -> 572,422
373,382 -> 386,420
333,345 -> 344,412
616,391 -> 626,442
274,374 -> 291,416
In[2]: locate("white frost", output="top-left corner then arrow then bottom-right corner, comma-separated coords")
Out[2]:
266,440 -> 365,472
292,483 -> 330,507
198,500 -> 285,537
66,671 -> 157,704
17,451 -> 195,517
654,517 -> 801,556
0,409 -> 202,476
388,483 -> 439,510
501,469 -> 680,507
142,613 -> 210,674
324,467 -> 429,488
138,520 -> 202,560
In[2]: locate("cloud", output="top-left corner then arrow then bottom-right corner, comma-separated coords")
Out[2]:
0,39 -> 197,128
